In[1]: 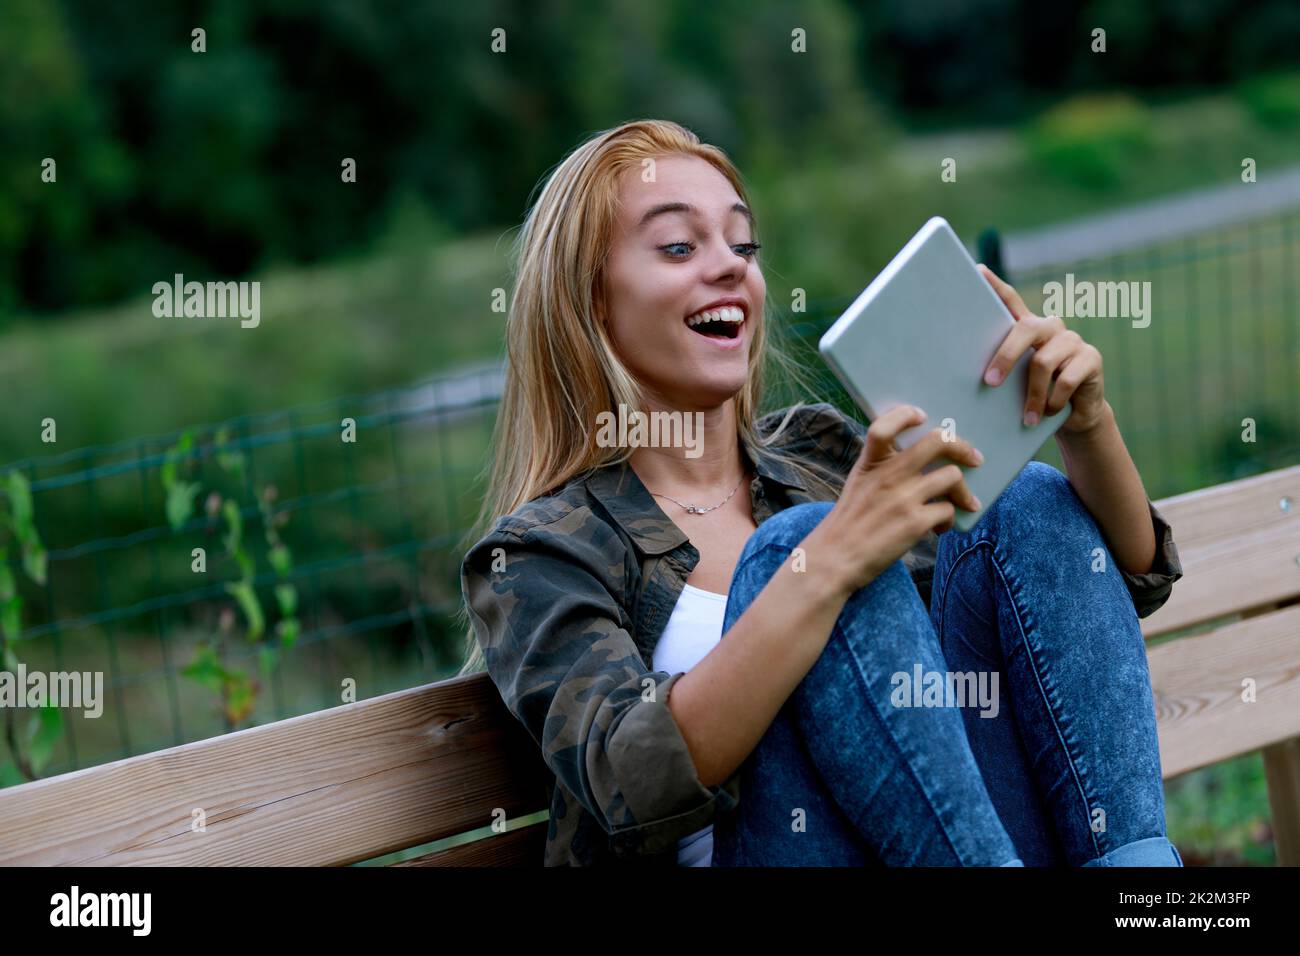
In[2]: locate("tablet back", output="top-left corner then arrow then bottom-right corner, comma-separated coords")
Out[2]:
818,216 -> 1071,531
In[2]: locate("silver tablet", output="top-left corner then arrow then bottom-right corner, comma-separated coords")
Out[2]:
818,216 -> 1071,532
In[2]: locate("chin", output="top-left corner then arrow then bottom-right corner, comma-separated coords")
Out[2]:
677,375 -> 748,411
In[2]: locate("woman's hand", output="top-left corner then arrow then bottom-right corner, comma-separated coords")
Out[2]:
977,264 -> 1108,435
805,405 -> 984,598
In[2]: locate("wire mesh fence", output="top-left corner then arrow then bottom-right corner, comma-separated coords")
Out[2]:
2,211 -> 1297,784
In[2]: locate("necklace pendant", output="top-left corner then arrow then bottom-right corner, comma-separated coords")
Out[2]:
649,471 -> 746,518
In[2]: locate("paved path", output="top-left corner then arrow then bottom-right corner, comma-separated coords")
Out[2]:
1002,165 -> 1300,272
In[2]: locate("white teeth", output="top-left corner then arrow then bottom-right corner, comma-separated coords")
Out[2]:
686,306 -> 744,326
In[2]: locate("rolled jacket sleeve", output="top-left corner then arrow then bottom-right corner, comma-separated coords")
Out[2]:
461,520 -> 738,859
1119,498 -> 1184,619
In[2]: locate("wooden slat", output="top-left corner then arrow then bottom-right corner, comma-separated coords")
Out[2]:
1262,738 -> 1300,867
0,673 -> 550,866
1142,464 -> 1300,638
1151,603 -> 1300,779
392,821 -> 549,866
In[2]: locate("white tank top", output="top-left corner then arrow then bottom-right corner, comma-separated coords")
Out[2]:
652,583 -> 728,867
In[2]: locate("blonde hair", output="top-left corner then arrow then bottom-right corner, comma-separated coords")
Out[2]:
456,119 -> 842,676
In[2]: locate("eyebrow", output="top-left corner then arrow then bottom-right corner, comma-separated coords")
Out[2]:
636,201 -> 755,230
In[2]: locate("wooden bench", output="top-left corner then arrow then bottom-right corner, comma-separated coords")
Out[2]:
2,464 -> 1297,866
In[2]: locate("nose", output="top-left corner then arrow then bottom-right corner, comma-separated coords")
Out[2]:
700,232 -> 749,282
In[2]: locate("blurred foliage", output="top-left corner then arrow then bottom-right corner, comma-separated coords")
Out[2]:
0,469 -> 56,783
855,0 -> 1300,122
4,0 -> 1300,317
1237,70 -> 1300,128
0,0 -> 882,317
1023,93 -> 1153,188
161,425 -> 300,729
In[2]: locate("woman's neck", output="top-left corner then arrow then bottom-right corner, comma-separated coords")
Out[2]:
627,398 -> 746,495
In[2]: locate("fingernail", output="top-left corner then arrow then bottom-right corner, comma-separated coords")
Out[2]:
984,368 -> 1002,386
1024,411 -> 1039,426
971,496 -> 982,510
973,449 -> 984,464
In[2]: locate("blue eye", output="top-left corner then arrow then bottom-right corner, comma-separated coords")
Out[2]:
658,241 -> 695,258
657,241 -> 762,259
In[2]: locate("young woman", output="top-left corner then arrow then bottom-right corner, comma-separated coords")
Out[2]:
458,119 -> 1185,868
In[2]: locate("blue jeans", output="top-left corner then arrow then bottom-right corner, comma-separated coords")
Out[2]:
711,461 -> 1182,867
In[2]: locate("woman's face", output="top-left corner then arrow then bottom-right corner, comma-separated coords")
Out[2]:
602,153 -> 765,412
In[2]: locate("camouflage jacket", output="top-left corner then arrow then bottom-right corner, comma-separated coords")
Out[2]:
459,402 -> 1185,866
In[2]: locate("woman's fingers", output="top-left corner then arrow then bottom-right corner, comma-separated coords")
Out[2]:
900,426 -> 984,475
977,264 -> 1031,320
983,315 -> 1060,391
1044,346 -> 1099,416
858,404 -> 928,470
1022,330 -> 1078,425
921,499 -> 958,535
917,462 -> 980,514
892,430 -> 983,517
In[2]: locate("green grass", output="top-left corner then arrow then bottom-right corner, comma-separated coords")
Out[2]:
1166,753 -> 1277,866
0,233 -> 512,465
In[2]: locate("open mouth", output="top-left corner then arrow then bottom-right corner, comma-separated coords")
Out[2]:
684,305 -> 745,341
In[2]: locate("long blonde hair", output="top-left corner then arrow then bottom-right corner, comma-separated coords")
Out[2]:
456,119 -> 841,676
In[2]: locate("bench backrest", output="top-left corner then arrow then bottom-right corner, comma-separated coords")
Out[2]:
1,464 -> 1297,866
0,671 -> 550,866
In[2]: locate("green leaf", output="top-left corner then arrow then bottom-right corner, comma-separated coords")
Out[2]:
181,644 -> 232,692
274,582 -> 296,616
0,549 -> 23,641
165,481 -> 201,531
276,617 -> 299,648
224,581 -> 264,640
267,543 -> 292,577
0,555 -> 14,601
161,429 -> 195,489
232,548 -> 254,581
1,594 -> 22,643
222,499 -> 243,552
6,471 -> 34,530
24,706 -> 62,774
21,542 -> 46,586
224,671 -> 255,724
3,645 -> 21,672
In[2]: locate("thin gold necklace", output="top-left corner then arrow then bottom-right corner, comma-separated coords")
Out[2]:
649,472 -> 746,515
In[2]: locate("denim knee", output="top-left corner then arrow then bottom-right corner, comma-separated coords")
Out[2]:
730,501 -> 920,624
737,500 -> 928,598
996,460 -> 1072,512
727,502 -> 853,627
986,460 -> 1096,541
741,501 -> 835,560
